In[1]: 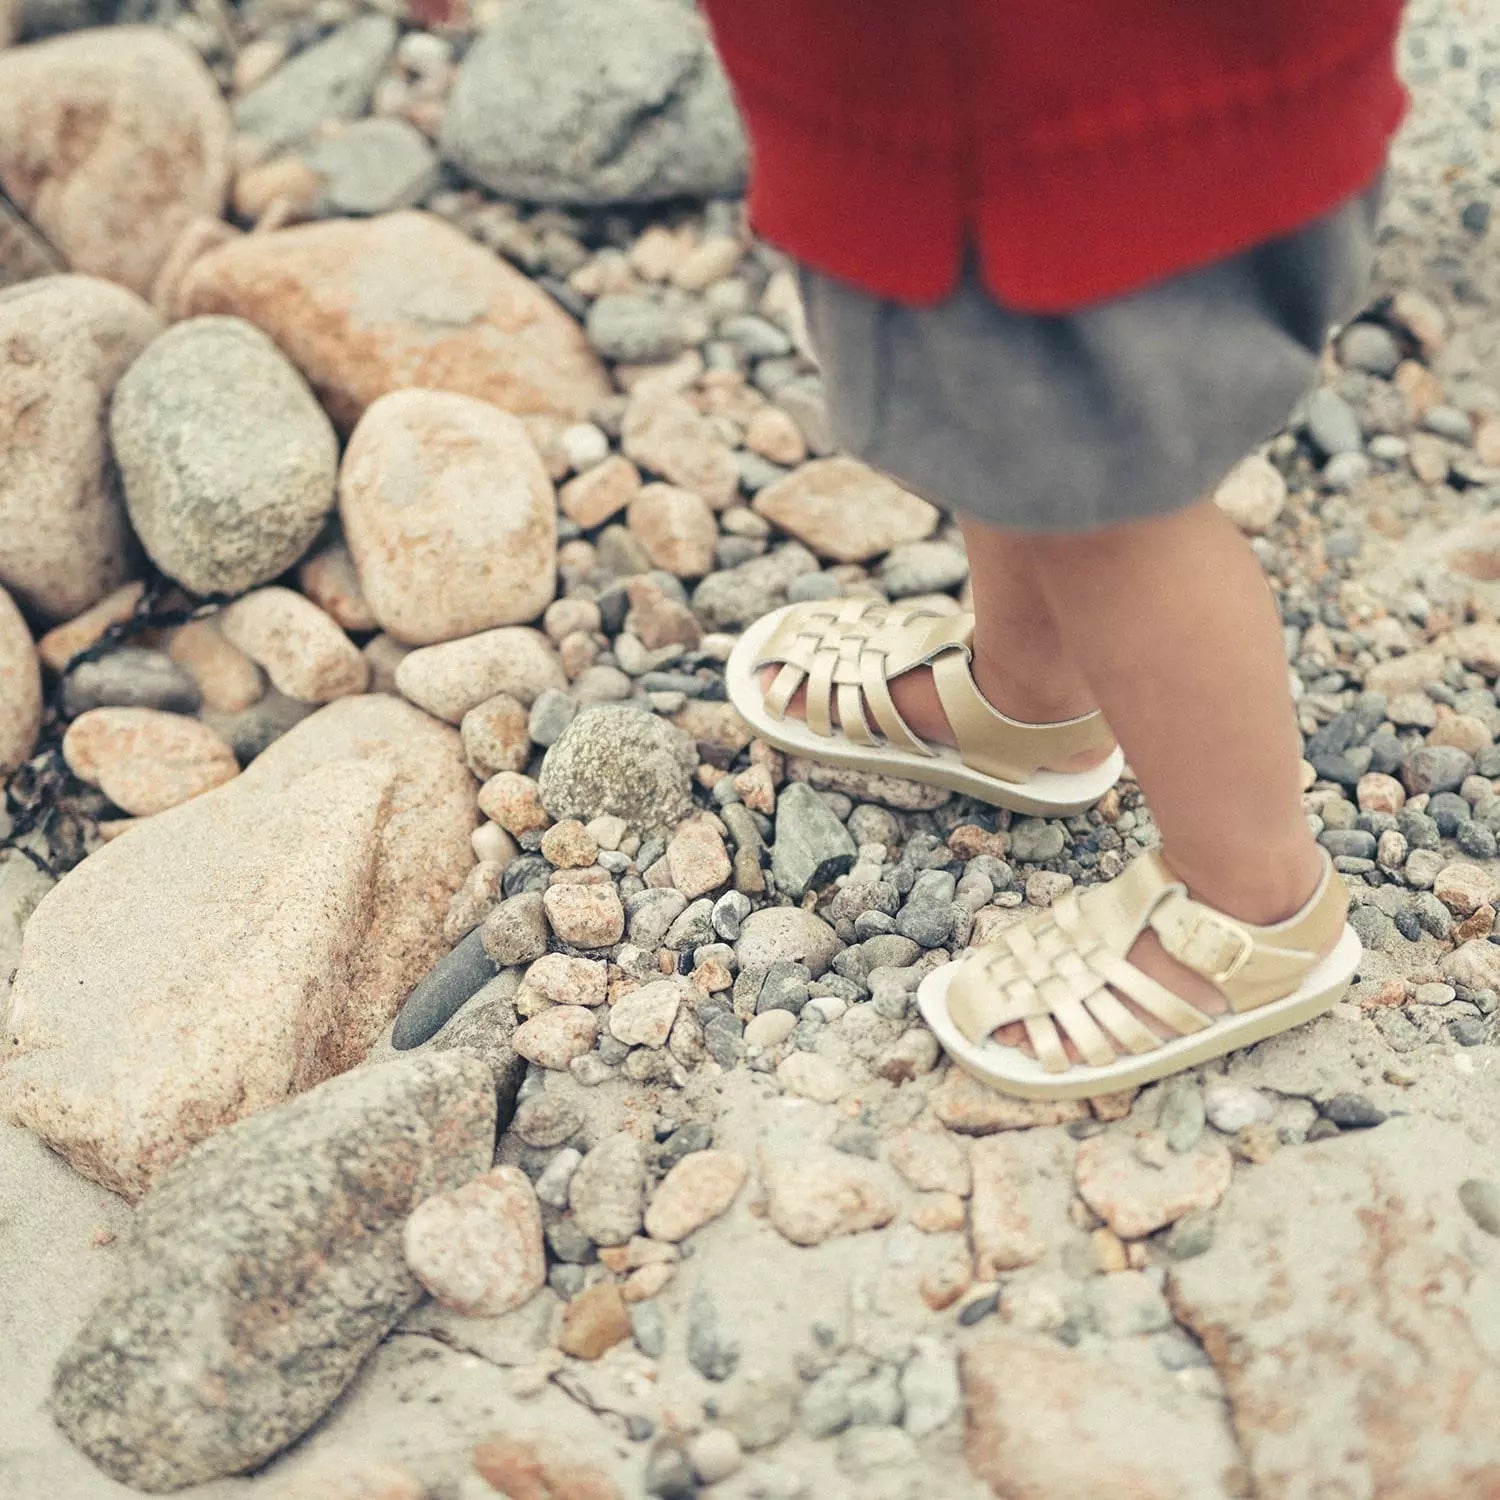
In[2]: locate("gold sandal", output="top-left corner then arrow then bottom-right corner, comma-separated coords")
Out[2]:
725,599 -> 1123,816
917,851 -> 1359,1099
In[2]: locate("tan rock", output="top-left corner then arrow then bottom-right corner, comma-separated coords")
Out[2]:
1364,647 -> 1447,696
0,277 -> 161,620
644,1150 -> 748,1242
621,395 -> 738,509
478,771 -> 550,837
910,1192 -> 967,1234
887,1126 -> 971,1197
1213,453 -> 1286,534
180,211 -> 610,431
1434,861 -> 1500,918
1169,1117 -> 1500,1499
1441,937 -> 1500,992
396,626 -> 566,723
403,1165 -> 545,1317
665,818 -> 731,898
1074,1132 -> 1232,1239
37,581 -> 147,673
341,390 -> 558,644
62,708 -> 238,816
233,156 -> 322,224
1355,771 -> 1405,815
626,483 -> 718,578
0,583 -> 40,771
760,1146 -> 896,1246
521,953 -> 606,1008
512,1006 -> 598,1070
542,883 -> 623,947
0,30 -> 231,295
462,692 -> 532,778
968,1136 -> 1044,1276
744,405 -> 807,466
557,1283 -> 632,1361
931,1068 -> 1091,1134
775,1052 -> 845,1104
1,696 -> 477,1199
539,819 -> 599,869
560,456 -> 642,529
753,458 -> 939,562
1439,621 -> 1500,677
472,1436 -> 620,1500
166,619 -> 265,713
296,536 -> 377,633
218,587 -> 368,703
608,977 -> 683,1047
962,1334 -> 1242,1500
271,1456 -> 425,1500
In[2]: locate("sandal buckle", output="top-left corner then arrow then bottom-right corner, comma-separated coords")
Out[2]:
1161,908 -> 1255,986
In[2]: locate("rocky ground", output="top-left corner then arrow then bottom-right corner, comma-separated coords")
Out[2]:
2,0 -> 1499,1496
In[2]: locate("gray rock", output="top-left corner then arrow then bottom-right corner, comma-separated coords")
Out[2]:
687,1282 -> 740,1381
1403,745 -> 1475,796
848,1364 -> 905,1427
539,704 -> 695,834
50,1053 -> 495,1491
757,960 -> 811,1015
1337,322 -> 1402,377
771,782 -> 857,898
233,16 -> 398,154
586,294 -> 708,362
895,869 -> 956,947
480,891 -> 549,967
878,541 -> 969,598
691,543 -> 821,630
628,887 -> 689,947
1157,1078 -> 1206,1154
201,689 -> 314,765
440,0 -> 746,205
631,1300 -> 666,1358
1009,818 -> 1067,863
304,117 -> 439,216
801,1364 -> 857,1438
392,927 -> 499,1050
711,889 -> 751,941
426,977 -> 527,1118
736,906 -> 840,977
110,317 -> 338,597
569,1134 -> 646,1246
719,1374 -> 797,1451
1087,1271 -> 1174,1337
1305,389 -> 1364,459
1202,1081 -> 1273,1135
900,1340 -> 960,1439
664,897 -> 714,950
1458,1178 -> 1500,1237
645,1440 -> 696,1499
527,687 -> 576,748
60,646 -> 201,716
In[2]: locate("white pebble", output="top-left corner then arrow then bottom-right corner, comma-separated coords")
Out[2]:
688,1427 -> 743,1484
562,422 -> 611,472
744,1010 -> 797,1048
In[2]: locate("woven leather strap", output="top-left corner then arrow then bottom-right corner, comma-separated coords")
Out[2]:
944,852 -> 1349,1074
750,598 -> 1113,781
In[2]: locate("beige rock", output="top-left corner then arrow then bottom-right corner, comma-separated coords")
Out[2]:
462,693 -> 532,778
36,581 -> 147,673
910,1192 -> 967,1234
621,395 -> 737,509
218,587 -> 368,703
148,215 -> 239,323
0,30 -> 231,295
962,1334 -> 1242,1500
340,390 -> 558,644
1434,861 -> 1500,918
969,1136 -> 1044,1276
1441,937 -> 1500,991
887,1126 -> 971,1197
233,156 -> 322,224
271,1456 -> 426,1500
539,819 -> 598,869
775,1051 -> 845,1104
363,634 -> 410,694
626,483 -> 718,578
1074,1132 -> 1232,1239
296,536 -> 378,633
0,277 -> 161,620
0,583 -> 40,771
1213,453 -> 1287,534
542,883 -> 623,947
473,1437 -> 621,1500
644,1150 -> 748,1242
1439,621 -> 1500,677
1,696 -> 476,1199
557,1283 -> 632,1361
478,771 -> 550,836
753,458 -> 938,562
1169,1117 -> 1500,1499
396,626 -> 565,723
666,819 -> 732,898
62,708 -> 239,816
166,619 -> 265,713
560,456 -> 642,529
608,977 -> 683,1047
512,1006 -> 598,1070
1355,771 -> 1405,815
931,1068 -> 1091,1134
1364,647 -> 1447,696
180,211 -> 610,431
522,953 -> 606,1008
403,1165 -> 545,1317
744,406 -> 807,466
443,859 -> 503,944
761,1146 -> 896,1246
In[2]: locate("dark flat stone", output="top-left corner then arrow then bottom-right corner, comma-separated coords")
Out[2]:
391,927 -> 498,1050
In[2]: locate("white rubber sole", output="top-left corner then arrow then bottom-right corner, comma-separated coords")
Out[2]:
916,924 -> 1363,1100
725,607 -> 1125,817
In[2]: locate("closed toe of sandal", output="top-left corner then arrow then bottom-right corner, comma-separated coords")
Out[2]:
917,850 -> 1361,1100
725,598 -> 1123,816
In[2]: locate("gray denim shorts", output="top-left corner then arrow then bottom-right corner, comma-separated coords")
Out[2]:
796,184 -> 1382,532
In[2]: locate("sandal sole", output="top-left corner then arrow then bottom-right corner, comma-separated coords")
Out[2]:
725,606 -> 1124,817
916,924 -> 1363,1100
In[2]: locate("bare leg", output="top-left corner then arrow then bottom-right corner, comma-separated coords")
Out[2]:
763,518 -> 1113,773
994,500 -> 1332,1057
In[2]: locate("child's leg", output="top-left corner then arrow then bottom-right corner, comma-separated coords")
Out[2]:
763,520 -> 1114,774
991,497 -> 1331,1058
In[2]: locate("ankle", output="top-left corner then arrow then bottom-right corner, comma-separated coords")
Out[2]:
970,651 -> 1097,725
1162,840 -> 1327,927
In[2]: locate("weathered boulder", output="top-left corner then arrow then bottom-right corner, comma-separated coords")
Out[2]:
0,582 -> 40,770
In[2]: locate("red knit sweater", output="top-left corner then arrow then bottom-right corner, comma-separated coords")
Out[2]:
702,0 -> 1408,312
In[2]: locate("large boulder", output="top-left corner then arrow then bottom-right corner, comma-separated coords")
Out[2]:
0,28 -> 231,295
0,275 -> 161,619
340,389 -> 557,644
111,317 -> 338,597
0,582 -> 40,770
440,0 -> 746,206
179,211 -> 612,431
0,695 -> 478,1200
51,1052 -> 496,1492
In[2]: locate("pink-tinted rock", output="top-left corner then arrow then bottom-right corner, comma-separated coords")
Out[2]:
62,707 -> 239,816
753,458 -> 938,562
1074,1131 -> 1232,1239
217,587 -> 368,703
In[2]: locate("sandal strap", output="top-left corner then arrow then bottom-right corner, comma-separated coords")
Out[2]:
943,852 -> 1347,1075
750,598 -> 1114,777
